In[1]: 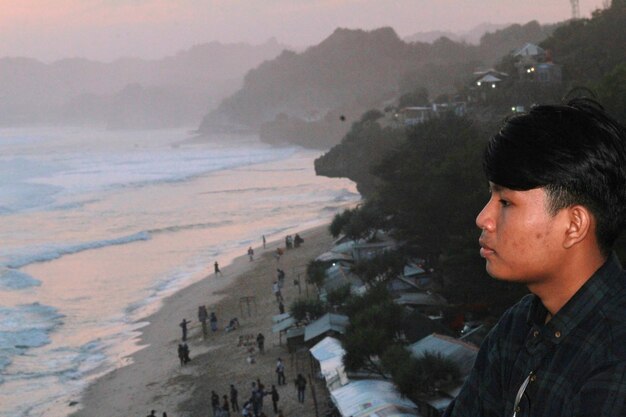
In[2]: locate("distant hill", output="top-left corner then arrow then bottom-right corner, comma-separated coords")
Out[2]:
198,22 -> 555,148
404,23 -> 509,45
0,39 -> 287,129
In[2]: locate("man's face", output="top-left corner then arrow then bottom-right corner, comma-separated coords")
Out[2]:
476,183 -> 568,285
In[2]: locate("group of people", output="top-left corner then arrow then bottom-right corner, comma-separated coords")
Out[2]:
212,380 -> 285,417
284,234 -> 303,249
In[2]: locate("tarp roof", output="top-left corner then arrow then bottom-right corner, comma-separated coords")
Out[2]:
408,334 -> 478,376
330,380 -> 420,417
272,316 -> 296,333
304,313 -> 349,341
514,42 -> 545,57
316,251 -> 354,263
476,74 -> 502,83
310,336 -> 346,383
272,313 -> 291,323
394,292 -> 448,307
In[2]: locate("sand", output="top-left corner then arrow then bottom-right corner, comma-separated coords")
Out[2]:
70,225 -> 334,417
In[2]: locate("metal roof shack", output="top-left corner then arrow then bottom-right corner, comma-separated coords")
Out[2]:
304,313 -> 350,342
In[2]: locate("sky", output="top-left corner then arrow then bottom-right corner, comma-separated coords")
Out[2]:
0,0 -> 605,63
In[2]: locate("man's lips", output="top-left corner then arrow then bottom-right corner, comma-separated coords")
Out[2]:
479,240 -> 495,257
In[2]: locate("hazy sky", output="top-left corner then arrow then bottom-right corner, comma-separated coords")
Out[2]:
0,0 -> 604,63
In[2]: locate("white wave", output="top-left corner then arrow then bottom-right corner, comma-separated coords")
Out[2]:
0,269 -> 41,290
0,303 -> 64,375
5,232 -> 151,269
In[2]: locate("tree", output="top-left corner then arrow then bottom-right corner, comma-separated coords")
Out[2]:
289,298 -> 326,322
398,87 -> 430,108
306,260 -> 327,288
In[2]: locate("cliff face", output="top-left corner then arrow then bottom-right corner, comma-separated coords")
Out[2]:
199,27 -> 411,133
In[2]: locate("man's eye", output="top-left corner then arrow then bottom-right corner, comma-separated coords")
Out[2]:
499,199 -> 510,207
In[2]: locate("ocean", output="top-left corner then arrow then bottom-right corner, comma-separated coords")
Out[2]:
0,127 -> 359,417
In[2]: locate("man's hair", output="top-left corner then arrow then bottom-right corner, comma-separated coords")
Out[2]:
484,98 -> 626,255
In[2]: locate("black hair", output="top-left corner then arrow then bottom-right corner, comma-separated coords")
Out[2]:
484,98 -> 626,255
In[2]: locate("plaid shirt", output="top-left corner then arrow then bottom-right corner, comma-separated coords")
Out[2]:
446,254 -> 626,417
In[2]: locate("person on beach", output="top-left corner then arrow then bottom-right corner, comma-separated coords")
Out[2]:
295,374 -> 306,403
182,342 -> 190,364
270,385 -> 280,414
242,401 -> 252,417
177,344 -> 185,366
248,246 -> 254,261
210,312 -> 218,332
179,318 -> 190,341
275,358 -> 286,386
294,233 -> 303,248
444,99 -> 626,417
256,332 -> 265,354
146,410 -> 156,417
278,300 -> 285,315
274,248 -> 283,263
276,269 -> 285,287
262,235 -> 266,248
221,394 -> 231,417
198,305 -> 209,338
211,391 -> 220,417
230,384 -> 239,411
272,281 -> 283,303
214,261 -> 223,276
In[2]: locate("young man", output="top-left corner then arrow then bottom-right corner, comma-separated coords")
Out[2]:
446,99 -> 626,417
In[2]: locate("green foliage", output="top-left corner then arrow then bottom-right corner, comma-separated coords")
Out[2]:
398,87 -> 430,108
289,298 -> 326,322
373,113 -> 486,256
343,282 -> 393,317
328,205 -> 386,240
342,298 -> 406,375
596,63 -> 626,124
382,347 -> 462,399
350,250 -> 406,283
326,284 -> 353,307
306,260 -> 327,288
315,118 -> 406,197
360,109 -> 385,123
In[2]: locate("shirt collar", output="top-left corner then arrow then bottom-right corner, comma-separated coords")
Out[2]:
526,253 -> 624,343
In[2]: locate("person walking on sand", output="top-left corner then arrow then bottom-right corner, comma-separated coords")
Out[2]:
272,281 -> 283,303
182,342 -> 190,364
278,300 -> 285,315
214,261 -> 223,276
177,344 -> 185,366
270,385 -> 280,414
262,235 -> 266,248
248,246 -> 254,261
211,391 -> 220,417
198,305 -> 208,338
230,384 -> 239,412
222,394 -> 231,417
146,411 -> 156,417
256,332 -> 265,354
295,374 -> 306,403
210,311 -> 218,332
179,318 -> 190,341
276,358 -> 286,386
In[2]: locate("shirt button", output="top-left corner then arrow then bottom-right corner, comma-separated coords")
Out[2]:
530,374 -> 537,382
555,331 -> 561,338
533,330 -> 539,337
515,406 -> 521,413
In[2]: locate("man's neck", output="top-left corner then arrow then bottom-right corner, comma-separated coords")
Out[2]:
529,250 -> 607,316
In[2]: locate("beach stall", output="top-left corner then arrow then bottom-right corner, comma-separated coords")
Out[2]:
304,313 -> 349,345
330,380 -> 421,417
309,336 -> 347,390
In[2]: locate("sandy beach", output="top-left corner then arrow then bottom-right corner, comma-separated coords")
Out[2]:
70,225 -> 334,417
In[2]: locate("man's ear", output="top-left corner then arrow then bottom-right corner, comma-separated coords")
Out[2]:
563,205 -> 593,249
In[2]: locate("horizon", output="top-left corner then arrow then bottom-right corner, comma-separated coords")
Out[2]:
0,0 -> 604,63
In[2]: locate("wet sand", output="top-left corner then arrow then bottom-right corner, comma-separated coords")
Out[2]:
70,225 -> 333,417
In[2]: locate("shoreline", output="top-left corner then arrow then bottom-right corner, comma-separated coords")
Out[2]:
68,224 -> 333,417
